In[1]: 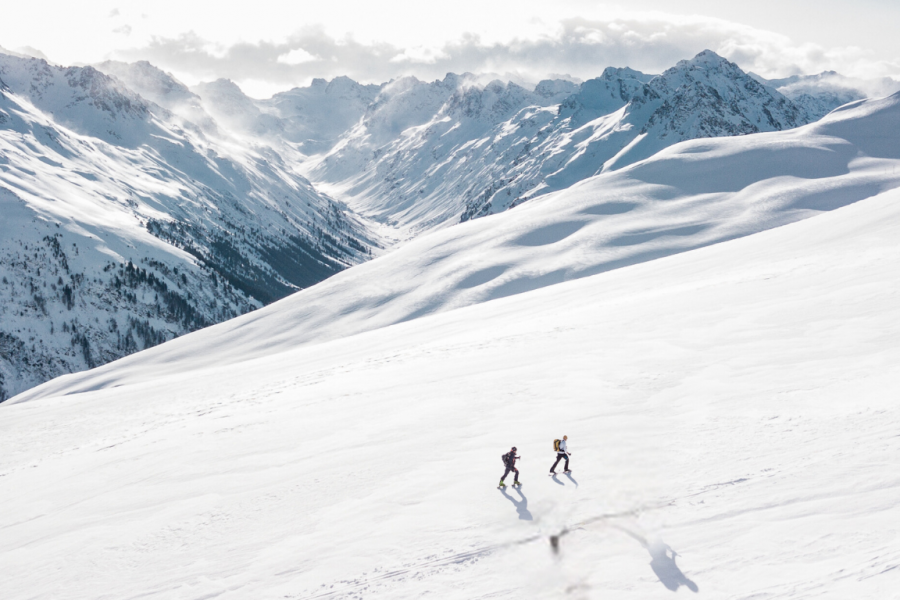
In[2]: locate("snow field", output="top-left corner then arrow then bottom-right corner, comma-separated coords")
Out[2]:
2,186 -> 899,598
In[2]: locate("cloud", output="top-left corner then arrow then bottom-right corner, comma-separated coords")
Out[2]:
113,15 -> 900,96
277,48 -> 318,65
0,45 -> 50,61
775,71 -> 900,100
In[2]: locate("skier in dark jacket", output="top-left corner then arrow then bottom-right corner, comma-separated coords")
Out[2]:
499,446 -> 521,487
550,435 -> 571,474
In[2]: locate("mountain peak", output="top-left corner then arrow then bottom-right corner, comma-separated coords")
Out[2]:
688,49 -> 730,65
198,78 -> 245,94
599,66 -> 654,83
667,50 -> 742,76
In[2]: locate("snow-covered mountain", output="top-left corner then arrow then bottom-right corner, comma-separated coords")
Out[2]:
752,70 -> 900,121
3,142 -> 899,598
0,53 -> 377,400
97,51 -> 879,240
306,51 -> 812,232
20,90 -> 900,398
99,52 -> 872,241
2,49 -> 890,400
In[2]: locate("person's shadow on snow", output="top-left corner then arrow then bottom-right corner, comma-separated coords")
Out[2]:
648,541 -> 698,592
499,486 -> 533,520
564,472 -> 578,487
618,527 -> 698,592
550,474 -> 565,486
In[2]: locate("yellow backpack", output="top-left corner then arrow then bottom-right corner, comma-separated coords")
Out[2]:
553,439 -> 561,452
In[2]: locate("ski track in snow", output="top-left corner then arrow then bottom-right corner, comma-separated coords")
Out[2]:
293,487 -> 732,600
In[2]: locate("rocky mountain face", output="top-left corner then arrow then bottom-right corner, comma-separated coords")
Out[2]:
306,51 -> 814,231
0,54 -> 376,400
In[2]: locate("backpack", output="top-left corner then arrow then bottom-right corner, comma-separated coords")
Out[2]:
501,451 -> 514,466
553,439 -> 561,452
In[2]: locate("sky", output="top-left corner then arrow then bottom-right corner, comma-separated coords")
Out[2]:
2,0 -> 899,98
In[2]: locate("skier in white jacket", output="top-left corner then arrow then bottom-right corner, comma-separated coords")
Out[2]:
550,435 -> 571,474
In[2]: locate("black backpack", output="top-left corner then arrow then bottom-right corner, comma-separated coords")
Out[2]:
501,451 -> 512,466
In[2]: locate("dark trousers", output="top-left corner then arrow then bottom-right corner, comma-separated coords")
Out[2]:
501,465 -> 519,482
550,453 -> 569,472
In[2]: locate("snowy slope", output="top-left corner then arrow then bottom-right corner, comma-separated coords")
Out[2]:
307,51 -> 810,231
0,53 -> 377,399
24,90 -> 899,397
2,177 -> 899,598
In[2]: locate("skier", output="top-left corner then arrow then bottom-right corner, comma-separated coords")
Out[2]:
499,446 -> 521,487
550,435 -> 571,474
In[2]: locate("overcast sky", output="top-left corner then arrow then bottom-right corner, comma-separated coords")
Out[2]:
2,0 -> 898,98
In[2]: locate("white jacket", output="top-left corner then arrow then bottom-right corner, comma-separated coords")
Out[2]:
558,439 -> 567,453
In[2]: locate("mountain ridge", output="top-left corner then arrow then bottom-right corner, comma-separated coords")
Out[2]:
306,50 -> 815,231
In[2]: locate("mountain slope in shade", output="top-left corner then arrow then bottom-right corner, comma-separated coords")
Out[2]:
0,53 -> 377,400
306,51 -> 810,232
2,169 -> 899,599
18,90 -> 900,399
